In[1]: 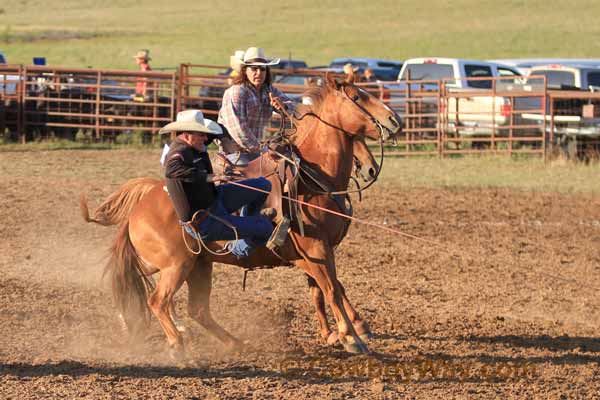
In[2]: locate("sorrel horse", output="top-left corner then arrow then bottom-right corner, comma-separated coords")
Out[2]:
82,75 -> 400,357
83,135 -> 381,342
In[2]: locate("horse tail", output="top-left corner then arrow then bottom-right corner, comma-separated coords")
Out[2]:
80,177 -> 160,226
105,221 -> 154,331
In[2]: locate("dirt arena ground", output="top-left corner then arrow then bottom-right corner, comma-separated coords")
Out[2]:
1,150 -> 599,399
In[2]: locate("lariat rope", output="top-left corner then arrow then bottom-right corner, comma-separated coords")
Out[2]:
181,210 -> 239,256
226,179 -> 446,249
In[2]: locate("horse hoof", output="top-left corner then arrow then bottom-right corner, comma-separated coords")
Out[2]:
342,341 -> 367,354
326,332 -> 339,345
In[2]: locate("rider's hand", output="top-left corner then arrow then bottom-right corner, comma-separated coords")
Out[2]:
207,174 -> 232,183
269,93 -> 284,112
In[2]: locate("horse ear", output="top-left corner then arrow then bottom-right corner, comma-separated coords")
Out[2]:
325,72 -> 341,90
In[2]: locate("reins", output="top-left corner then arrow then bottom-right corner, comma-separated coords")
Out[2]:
266,84 -> 389,197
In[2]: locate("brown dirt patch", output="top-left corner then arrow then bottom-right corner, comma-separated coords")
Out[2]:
1,150 -> 599,398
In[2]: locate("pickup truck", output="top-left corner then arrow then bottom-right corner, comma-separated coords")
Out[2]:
394,58 -> 526,137
520,64 -> 600,157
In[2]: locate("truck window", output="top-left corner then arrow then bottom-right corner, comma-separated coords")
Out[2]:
498,67 -> 519,77
587,71 -> 600,88
0,54 -> 6,64
400,64 -> 454,82
464,64 -> 493,89
533,71 -> 576,89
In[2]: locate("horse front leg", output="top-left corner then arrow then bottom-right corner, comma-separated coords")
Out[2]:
307,274 -> 372,345
295,241 -> 369,354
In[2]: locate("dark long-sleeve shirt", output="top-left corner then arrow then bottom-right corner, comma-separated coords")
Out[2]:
164,137 -> 216,222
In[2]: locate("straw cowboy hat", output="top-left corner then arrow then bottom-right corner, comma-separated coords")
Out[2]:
159,110 -> 223,135
241,47 -> 280,66
229,50 -> 245,72
343,63 -> 359,74
133,49 -> 151,61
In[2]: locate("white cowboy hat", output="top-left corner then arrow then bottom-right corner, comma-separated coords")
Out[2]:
159,110 -> 223,135
241,47 -> 280,67
229,50 -> 245,72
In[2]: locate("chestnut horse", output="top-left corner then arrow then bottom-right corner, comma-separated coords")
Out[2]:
83,135 -> 381,343
82,76 -> 400,357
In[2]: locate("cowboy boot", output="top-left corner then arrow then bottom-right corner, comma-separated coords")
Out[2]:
266,216 -> 290,250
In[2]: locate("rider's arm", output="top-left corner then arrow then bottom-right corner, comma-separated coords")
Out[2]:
220,86 -> 260,151
164,150 -> 211,183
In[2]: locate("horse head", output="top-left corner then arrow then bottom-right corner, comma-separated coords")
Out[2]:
324,74 -> 401,142
353,137 -> 380,183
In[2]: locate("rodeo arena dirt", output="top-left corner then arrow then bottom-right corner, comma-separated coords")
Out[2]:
1,64 -> 600,399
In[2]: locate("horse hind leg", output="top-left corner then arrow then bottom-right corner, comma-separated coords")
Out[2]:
186,261 -> 243,352
147,264 -> 191,361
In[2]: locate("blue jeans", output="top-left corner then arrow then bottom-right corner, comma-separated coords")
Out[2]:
197,178 -> 273,257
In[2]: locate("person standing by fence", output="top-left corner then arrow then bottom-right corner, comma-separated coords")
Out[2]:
134,49 -> 152,100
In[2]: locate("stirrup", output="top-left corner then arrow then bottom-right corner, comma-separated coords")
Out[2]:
266,217 -> 290,250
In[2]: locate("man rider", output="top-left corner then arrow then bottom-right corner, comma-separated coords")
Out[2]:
160,109 -> 289,258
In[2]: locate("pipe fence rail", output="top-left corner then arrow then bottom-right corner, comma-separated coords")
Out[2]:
1,63 -> 599,158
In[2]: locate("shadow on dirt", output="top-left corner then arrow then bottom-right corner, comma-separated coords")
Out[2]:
462,334 -> 600,353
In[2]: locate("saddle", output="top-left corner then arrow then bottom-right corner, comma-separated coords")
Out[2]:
213,146 -> 307,235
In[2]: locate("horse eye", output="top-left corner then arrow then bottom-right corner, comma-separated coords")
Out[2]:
352,94 -> 360,101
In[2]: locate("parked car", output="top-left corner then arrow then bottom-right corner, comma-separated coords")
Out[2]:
329,57 -> 403,80
0,52 -> 21,95
274,73 -> 324,101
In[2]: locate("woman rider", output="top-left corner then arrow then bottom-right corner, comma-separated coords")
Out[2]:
217,47 -> 293,165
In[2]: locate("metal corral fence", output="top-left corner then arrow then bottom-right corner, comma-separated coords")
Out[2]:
2,63 -> 600,158
528,90 -> 600,159
1,65 -> 176,143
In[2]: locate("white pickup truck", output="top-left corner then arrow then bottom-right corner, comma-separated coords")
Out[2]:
395,57 -> 525,136
519,64 -> 600,156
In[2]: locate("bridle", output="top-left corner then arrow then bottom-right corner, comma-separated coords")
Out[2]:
266,82 -> 395,196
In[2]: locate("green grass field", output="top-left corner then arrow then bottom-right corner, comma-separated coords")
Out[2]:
2,0 -> 600,69
1,140 -> 598,193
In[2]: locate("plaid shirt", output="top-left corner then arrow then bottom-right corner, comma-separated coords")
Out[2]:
218,83 -> 291,154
